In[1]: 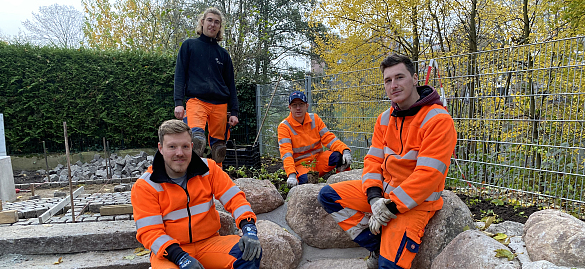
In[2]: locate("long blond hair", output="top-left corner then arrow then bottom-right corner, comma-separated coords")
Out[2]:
196,7 -> 225,41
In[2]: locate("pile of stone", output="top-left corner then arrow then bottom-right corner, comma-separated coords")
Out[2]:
42,151 -> 153,182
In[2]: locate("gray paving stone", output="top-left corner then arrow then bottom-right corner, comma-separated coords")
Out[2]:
83,217 -> 98,222
97,216 -> 114,222
115,215 -> 130,221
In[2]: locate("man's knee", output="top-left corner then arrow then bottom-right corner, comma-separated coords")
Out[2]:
318,185 -> 344,213
229,242 -> 262,269
328,151 -> 342,167
298,173 -> 309,185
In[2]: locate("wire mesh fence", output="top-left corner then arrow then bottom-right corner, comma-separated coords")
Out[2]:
257,36 -> 585,218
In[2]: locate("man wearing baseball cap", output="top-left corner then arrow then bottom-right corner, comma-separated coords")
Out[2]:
277,90 -> 352,187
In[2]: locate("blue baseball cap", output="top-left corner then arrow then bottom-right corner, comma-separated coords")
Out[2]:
289,91 -> 308,104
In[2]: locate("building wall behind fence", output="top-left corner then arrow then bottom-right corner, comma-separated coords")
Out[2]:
257,36 -> 585,218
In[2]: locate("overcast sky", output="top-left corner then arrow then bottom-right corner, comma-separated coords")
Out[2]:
0,0 -> 83,36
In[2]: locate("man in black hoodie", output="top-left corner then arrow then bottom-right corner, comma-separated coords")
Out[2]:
173,7 -> 238,166
319,54 -> 457,269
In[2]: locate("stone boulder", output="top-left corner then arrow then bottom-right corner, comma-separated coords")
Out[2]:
326,169 -> 363,184
285,184 -> 358,249
486,221 -> 524,237
235,178 -> 284,214
521,260 -> 577,269
431,230 -> 521,269
298,259 -> 365,269
257,220 -> 302,269
523,209 -> 585,268
218,211 -> 235,236
411,190 -> 475,269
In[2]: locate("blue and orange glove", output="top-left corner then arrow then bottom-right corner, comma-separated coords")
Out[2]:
238,223 -> 262,261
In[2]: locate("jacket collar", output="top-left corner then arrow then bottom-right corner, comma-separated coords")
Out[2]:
198,33 -> 217,44
286,112 -> 312,127
150,150 -> 210,183
391,85 -> 443,117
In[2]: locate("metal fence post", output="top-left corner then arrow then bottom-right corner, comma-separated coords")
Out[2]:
256,84 -> 263,155
305,76 -> 312,112
0,114 -> 6,156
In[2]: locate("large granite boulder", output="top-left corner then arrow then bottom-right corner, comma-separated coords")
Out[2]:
523,209 -> 585,268
218,211 -> 235,236
326,169 -> 363,184
235,178 -> 284,214
411,190 -> 475,269
431,230 -> 521,269
298,259 -> 366,269
486,221 -> 524,237
286,184 -> 358,248
257,220 -> 302,269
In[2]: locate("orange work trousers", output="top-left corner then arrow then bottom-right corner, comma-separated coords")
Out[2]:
150,234 -> 260,269
318,180 -> 435,269
185,98 -> 230,146
295,150 -> 341,184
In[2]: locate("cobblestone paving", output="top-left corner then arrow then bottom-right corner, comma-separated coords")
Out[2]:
2,190 -> 133,226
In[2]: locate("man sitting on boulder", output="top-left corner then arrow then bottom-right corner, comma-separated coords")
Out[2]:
318,54 -> 457,268
131,119 -> 262,269
278,90 -> 352,188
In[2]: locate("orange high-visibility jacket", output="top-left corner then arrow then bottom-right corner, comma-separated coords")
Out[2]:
278,112 -> 349,176
131,152 -> 256,260
362,86 -> 457,213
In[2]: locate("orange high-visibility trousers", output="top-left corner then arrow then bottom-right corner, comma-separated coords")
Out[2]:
149,234 -> 260,269
185,98 -> 230,146
318,180 -> 435,269
295,150 -> 342,184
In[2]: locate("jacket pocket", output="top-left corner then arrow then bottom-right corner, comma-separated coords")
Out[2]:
395,228 -> 421,268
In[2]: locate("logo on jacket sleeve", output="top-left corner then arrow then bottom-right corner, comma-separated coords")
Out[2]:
215,58 -> 224,66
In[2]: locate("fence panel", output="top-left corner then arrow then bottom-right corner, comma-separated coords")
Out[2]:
257,36 -> 585,218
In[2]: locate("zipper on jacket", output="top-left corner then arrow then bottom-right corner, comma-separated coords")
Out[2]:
398,117 -> 405,155
182,186 -> 194,243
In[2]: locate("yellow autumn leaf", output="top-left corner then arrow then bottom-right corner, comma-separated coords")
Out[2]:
54,257 -> 63,264
493,233 -> 507,240
124,255 -> 135,260
494,249 -> 516,261
136,250 -> 151,256
134,247 -> 145,253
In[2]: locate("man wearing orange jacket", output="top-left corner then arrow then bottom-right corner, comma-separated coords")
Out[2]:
278,91 -> 352,188
131,119 -> 261,269
318,54 -> 457,269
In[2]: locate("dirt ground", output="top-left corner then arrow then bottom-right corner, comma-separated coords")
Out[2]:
11,165 -> 584,224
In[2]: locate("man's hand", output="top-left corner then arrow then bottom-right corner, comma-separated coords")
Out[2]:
229,115 -> 239,127
287,173 -> 298,188
174,106 -> 185,120
369,197 -> 397,226
238,224 -> 262,261
176,253 -> 204,269
339,149 -> 352,171
368,214 -> 386,235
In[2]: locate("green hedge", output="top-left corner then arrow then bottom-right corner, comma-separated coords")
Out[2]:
0,43 -> 256,154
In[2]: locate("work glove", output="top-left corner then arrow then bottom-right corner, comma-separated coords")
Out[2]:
368,214 -> 386,235
239,223 -> 262,261
176,253 -> 204,269
339,149 -> 352,171
369,198 -> 397,233
287,173 -> 298,188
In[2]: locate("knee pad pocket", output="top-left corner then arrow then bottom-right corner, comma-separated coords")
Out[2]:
328,151 -> 342,166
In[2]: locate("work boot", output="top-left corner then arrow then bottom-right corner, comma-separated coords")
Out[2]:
192,132 -> 206,157
211,140 -> 227,163
366,250 -> 379,269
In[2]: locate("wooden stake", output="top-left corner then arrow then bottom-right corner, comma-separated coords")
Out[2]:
63,122 -> 75,223
43,141 -> 50,182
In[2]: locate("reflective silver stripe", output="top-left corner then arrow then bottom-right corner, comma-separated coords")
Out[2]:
384,147 -> 396,156
330,208 -> 357,223
426,191 -> 442,201
233,204 -> 253,220
163,200 -> 214,221
319,127 -> 329,136
283,152 -> 293,160
384,182 -> 442,202
282,120 -> 298,135
402,150 -> 419,160
308,113 -> 316,129
139,172 -> 151,180
345,215 -> 370,239
135,215 -> 163,230
219,186 -> 241,205
144,175 -> 164,192
367,147 -> 384,159
362,173 -> 382,183
420,108 -> 449,128
417,157 -> 447,174
294,148 -> 323,162
380,109 -> 391,126
326,137 -> 339,148
279,138 -> 292,145
150,235 -> 173,255
201,158 -> 210,177
393,186 -> 418,209
293,141 -> 320,153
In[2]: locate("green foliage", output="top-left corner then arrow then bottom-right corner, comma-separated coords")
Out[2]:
0,43 -> 256,154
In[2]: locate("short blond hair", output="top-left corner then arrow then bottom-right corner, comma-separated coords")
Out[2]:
196,7 -> 225,41
158,120 -> 191,145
